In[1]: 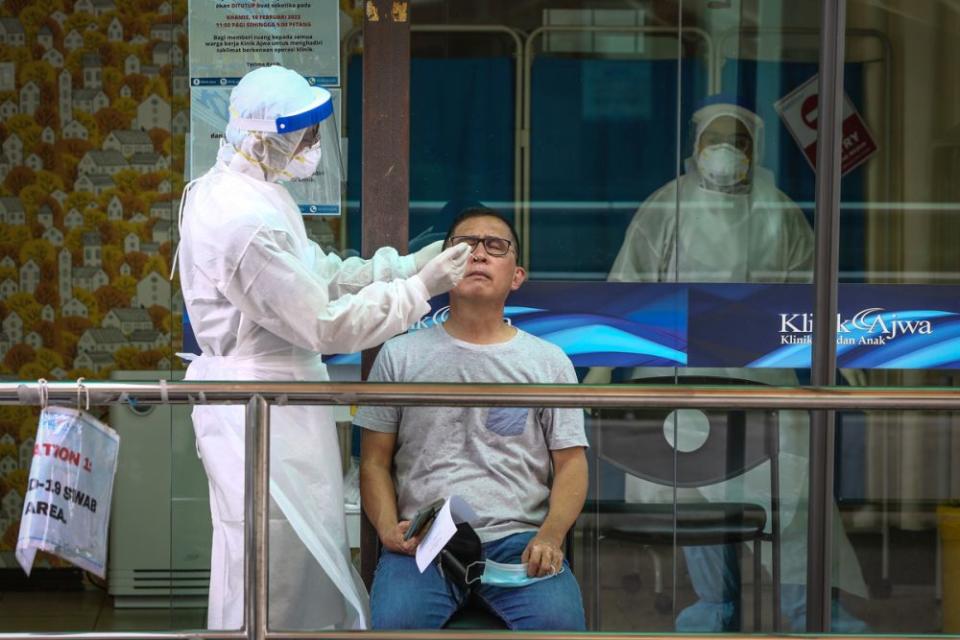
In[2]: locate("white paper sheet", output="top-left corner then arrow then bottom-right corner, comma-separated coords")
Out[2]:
415,495 -> 477,573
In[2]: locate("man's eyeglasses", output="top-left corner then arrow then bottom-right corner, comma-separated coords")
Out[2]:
447,235 -> 514,257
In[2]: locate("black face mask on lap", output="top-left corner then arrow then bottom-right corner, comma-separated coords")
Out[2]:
439,521 -> 483,588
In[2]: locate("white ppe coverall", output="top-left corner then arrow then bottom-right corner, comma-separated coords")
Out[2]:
176,67 -> 441,631
606,102 -> 867,629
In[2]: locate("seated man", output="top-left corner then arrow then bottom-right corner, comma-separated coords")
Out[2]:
355,207 -> 588,631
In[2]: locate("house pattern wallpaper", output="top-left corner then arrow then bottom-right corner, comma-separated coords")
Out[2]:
0,0 -> 187,562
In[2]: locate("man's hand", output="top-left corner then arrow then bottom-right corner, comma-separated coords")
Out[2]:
379,520 -> 422,556
521,533 -> 564,578
522,446 -> 585,577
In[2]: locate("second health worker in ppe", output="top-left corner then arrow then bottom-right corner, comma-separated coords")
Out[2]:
589,98 -> 867,632
175,65 -> 471,631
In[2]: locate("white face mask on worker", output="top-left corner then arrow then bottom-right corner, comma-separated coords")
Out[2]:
696,143 -> 750,187
282,146 -> 323,181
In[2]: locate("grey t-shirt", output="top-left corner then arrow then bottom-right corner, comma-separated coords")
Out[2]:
354,324 -> 587,542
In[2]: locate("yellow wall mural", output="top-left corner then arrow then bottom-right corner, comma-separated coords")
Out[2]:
0,0 -> 186,562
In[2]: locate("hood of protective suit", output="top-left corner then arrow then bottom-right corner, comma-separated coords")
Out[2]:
686,102 -> 769,194
608,101 -> 813,284
220,66 -> 330,183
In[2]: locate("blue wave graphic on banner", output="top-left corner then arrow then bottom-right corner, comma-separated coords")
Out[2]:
502,292 -> 686,366
849,314 -> 960,368
324,288 -> 687,367
505,306 -> 543,315
539,324 -> 686,365
318,284 -> 960,370
325,352 -> 361,365
750,309 -> 957,368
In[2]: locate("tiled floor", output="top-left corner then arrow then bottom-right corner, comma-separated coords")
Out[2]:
585,532 -> 942,635
0,585 -> 206,632
0,573 -> 938,635
0,522 -> 946,634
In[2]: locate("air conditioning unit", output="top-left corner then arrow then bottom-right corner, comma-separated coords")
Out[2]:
108,370 -> 211,608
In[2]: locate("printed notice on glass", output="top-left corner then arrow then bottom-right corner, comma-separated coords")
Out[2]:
188,85 -> 343,215
188,0 -> 340,85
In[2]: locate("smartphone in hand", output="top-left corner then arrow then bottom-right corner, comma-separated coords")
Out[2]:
403,498 -> 445,541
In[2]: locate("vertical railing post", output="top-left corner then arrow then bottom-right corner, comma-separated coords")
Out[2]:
809,0 -> 847,632
244,395 -> 270,640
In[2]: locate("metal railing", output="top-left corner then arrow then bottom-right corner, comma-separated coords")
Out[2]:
1,380 -> 959,640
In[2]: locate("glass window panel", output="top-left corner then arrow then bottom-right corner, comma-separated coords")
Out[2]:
835,1 -> 960,635
582,1 -> 830,632
392,1 -> 852,634
833,408 -> 960,633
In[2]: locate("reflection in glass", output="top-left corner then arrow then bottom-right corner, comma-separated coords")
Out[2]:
581,1 -> 867,632
835,1 -> 960,635
360,0 -> 960,635
607,99 -> 814,284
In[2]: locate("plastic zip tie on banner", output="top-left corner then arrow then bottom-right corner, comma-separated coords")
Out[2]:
76,377 -> 90,412
37,378 -> 48,409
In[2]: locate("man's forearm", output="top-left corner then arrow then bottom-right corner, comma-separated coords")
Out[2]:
360,462 -> 401,538
539,453 -> 588,544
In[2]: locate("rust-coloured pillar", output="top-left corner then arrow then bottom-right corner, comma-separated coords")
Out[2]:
358,0 -> 410,591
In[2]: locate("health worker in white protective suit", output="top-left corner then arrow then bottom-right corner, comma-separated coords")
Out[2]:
174,66 -> 472,630
587,98 -> 868,632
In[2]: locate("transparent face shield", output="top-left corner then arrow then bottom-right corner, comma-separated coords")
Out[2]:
286,104 -> 343,213
231,87 -> 346,208
291,110 -> 344,184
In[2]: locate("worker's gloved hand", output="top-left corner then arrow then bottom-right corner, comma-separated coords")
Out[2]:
412,242 -> 471,297
412,240 -> 444,271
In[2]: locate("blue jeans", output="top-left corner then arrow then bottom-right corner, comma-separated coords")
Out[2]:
370,531 -> 586,630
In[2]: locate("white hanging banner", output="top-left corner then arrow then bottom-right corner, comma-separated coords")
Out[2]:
16,406 -> 120,578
